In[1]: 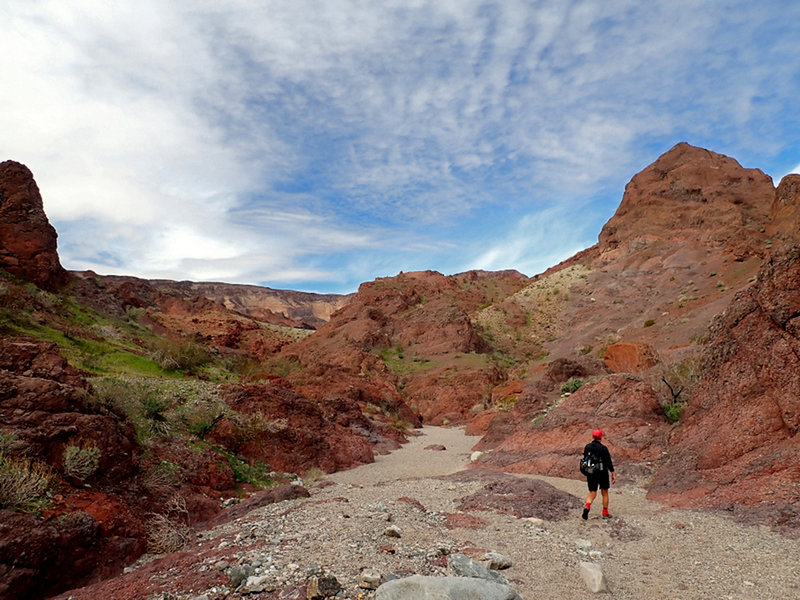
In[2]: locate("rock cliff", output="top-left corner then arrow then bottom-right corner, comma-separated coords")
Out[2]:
0,161 -> 68,290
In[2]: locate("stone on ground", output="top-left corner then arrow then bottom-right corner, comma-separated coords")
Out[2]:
580,561 -> 608,593
375,575 -> 522,600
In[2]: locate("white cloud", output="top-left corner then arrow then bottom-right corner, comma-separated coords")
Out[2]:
2,1 -> 799,292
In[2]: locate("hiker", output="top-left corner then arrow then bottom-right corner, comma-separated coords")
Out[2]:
581,429 -> 616,520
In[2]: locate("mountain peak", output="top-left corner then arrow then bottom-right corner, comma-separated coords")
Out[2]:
598,143 -> 774,258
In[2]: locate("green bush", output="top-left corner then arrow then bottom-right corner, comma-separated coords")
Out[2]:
63,444 -> 101,480
644,319 -> 656,327
664,403 -> 683,424
561,378 -> 584,394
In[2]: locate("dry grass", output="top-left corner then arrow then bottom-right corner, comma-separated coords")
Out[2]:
0,453 -> 56,510
145,493 -> 190,554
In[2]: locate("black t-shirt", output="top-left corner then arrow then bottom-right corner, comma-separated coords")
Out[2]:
583,439 -> 614,473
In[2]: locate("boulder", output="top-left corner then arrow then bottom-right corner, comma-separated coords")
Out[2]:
375,575 -> 522,600
447,553 -> 508,584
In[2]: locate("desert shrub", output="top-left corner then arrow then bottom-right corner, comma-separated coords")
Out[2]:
0,453 -> 56,510
650,354 -> 704,424
145,494 -> 190,553
644,319 -> 656,327
561,378 -> 584,394
143,460 -> 183,493
150,337 -> 211,372
92,379 -> 171,443
663,403 -> 683,424
63,443 -> 101,480
651,356 -> 703,406
496,395 -> 518,412
218,450 -> 273,487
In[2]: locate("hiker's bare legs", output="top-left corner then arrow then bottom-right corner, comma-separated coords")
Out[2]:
601,489 -> 609,510
585,490 -> 597,506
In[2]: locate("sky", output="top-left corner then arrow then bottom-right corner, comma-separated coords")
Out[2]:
2,1 -> 799,294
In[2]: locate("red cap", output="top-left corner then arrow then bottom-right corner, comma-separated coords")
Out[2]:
592,429 -> 603,439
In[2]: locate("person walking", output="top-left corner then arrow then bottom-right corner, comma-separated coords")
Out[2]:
581,429 -> 616,520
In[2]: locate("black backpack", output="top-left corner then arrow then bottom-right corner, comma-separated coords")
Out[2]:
580,451 -> 603,476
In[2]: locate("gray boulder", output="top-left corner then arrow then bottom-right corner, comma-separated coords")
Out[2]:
447,553 -> 508,584
375,575 -> 522,600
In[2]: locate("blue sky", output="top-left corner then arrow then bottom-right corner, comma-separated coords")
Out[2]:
2,1 -> 799,294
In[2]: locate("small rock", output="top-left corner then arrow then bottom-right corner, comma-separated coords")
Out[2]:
385,525 -> 402,538
580,561 -> 608,593
482,552 -> 513,570
470,451 -> 484,462
424,444 -> 446,451
359,569 -> 383,589
229,566 -> 248,589
575,538 -> 593,552
307,575 -> 341,599
447,553 -> 508,584
240,575 -> 274,594
213,560 -> 230,571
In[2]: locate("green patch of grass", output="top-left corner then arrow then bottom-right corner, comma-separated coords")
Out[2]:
561,378 -> 584,394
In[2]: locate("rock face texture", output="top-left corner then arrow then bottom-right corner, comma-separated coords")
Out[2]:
770,174 -> 800,243
648,245 -> 800,526
0,161 -> 68,290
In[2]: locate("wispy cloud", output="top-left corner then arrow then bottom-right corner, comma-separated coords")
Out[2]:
2,1 -> 798,292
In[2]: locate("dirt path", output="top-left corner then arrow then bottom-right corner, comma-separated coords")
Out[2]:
326,426 -> 800,600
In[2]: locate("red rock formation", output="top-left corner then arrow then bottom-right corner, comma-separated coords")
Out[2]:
0,161 -> 68,290
648,245 -> 800,530
283,269 -> 527,424
212,382 -> 407,474
0,338 -> 144,600
769,174 -> 800,243
602,342 -> 659,374
598,143 -> 773,259
475,374 -> 672,479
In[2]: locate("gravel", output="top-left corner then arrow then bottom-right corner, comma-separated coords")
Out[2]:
63,426 -> 800,600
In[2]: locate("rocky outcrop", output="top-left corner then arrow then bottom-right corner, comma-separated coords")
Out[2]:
0,338 -> 143,600
141,279 -> 353,329
598,143 -> 773,259
648,245 -> 800,530
770,174 -> 800,243
0,161 -> 68,290
475,374 -> 672,479
284,269 -> 527,424
213,382 -> 407,474
602,342 -> 659,374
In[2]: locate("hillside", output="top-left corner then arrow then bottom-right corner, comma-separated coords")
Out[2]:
1,147 -> 799,599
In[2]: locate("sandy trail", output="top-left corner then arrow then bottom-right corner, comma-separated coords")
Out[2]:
326,426 -> 800,600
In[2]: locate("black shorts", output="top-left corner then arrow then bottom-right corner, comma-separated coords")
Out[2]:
587,470 -> 610,492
